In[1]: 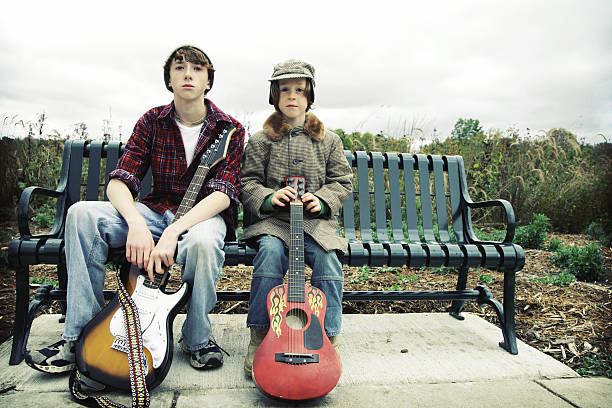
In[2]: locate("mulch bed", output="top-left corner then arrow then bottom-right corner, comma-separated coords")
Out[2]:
1,230 -> 610,375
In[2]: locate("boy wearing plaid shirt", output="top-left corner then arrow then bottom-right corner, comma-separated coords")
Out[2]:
26,45 -> 245,373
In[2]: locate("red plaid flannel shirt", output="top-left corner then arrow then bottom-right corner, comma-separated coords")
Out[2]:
109,99 -> 245,240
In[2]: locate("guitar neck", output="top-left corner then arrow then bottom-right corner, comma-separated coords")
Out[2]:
288,201 -> 305,303
174,165 -> 210,221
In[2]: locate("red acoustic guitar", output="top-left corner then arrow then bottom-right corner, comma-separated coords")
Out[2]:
252,176 -> 342,401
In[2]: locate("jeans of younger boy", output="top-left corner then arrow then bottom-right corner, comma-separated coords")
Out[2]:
246,234 -> 344,337
62,201 -> 226,351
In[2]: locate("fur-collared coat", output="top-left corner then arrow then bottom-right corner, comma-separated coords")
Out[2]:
240,112 -> 352,252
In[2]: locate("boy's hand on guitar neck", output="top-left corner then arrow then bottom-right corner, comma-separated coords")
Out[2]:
146,227 -> 180,280
125,219 -> 176,281
271,186 -> 297,207
301,192 -> 321,214
271,186 -> 321,214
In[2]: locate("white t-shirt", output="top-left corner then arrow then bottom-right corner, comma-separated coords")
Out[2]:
175,120 -> 203,167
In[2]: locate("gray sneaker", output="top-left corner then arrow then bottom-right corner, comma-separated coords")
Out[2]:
25,339 -> 76,374
180,337 -> 229,370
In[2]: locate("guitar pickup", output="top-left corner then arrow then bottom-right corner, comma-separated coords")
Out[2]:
275,353 -> 319,365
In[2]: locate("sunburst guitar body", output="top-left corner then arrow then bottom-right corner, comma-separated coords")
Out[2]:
76,263 -> 188,390
252,176 -> 342,400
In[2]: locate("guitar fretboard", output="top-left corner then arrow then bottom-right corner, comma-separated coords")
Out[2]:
175,164 -> 210,220
288,201 -> 305,303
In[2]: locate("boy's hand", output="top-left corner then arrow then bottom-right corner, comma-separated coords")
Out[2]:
301,192 -> 321,213
271,186 -> 297,207
145,228 -> 180,280
125,222 -> 155,270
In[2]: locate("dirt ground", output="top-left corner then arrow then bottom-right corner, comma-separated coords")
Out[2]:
1,223 -> 610,375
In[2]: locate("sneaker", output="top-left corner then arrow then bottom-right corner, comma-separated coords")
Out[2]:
180,337 -> 229,370
25,339 -> 76,374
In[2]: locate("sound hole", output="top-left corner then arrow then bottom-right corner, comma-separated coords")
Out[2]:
286,308 -> 308,330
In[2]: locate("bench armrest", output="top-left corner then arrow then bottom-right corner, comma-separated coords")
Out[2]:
465,198 -> 516,244
17,186 -> 66,238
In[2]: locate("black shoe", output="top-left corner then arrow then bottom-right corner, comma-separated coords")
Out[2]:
181,337 -> 229,370
25,339 -> 76,374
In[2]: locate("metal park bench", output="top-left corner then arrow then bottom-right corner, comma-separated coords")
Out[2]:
8,140 -> 525,365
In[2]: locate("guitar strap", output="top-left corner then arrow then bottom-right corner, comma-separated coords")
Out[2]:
69,267 -> 150,408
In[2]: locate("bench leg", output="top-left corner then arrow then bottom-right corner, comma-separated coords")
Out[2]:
449,266 -> 469,320
10,265 -> 57,365
57,263 -> 67,322
9,264 -> 30,365
500,267 -> 518,354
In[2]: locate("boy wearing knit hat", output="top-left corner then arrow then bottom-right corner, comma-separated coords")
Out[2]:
240,59 -> 352,378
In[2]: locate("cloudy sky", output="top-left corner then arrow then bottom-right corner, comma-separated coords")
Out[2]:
1,0 -> 610,146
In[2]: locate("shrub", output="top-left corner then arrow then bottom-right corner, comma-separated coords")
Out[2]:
584,222 -> 612,246
551,244 -> 605,282
514,213 -> 551,249
545,237 -> 563,252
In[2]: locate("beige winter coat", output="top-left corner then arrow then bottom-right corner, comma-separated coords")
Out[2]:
240,112 -> 352,252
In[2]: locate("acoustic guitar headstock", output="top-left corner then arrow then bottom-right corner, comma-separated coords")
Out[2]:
285,176 -> 305,204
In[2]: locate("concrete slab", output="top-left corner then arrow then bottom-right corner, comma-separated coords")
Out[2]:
537,377 -> 612,408
0,313 -> 585,407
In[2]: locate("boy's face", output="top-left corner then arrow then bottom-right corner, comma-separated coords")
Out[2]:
277,78 -> 308,121
168,58 -> 210,102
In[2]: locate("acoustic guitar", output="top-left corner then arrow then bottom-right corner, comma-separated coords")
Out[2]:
252,176 -> 342,401
75,125 -> 236,391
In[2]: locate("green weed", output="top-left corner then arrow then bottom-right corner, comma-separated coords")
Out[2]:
29,276 -> 59,286
576,354 -> 612,377
350,266 -> 377,283
478,273 -> 494,284
532,270 -> 576,286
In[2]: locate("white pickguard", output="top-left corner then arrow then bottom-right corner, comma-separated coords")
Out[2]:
109,275 -> 188,369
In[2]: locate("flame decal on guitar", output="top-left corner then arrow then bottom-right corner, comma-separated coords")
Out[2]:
270,286 -> 287,338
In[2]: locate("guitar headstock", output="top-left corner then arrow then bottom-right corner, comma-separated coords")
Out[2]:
200,125 -> 236,168
285,176 -> 305,203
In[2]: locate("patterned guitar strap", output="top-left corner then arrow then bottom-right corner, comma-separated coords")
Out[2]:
69,267 -> 150,408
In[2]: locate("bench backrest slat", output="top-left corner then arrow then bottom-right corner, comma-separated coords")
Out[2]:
86,141 -> 104,201
67,141 -> 85,208
432,156 -> 452,243
401,154 -> 421,243
416,154 -> 436,242
386,153 -> 405,243
447,156 -> 465,243
342,151 -> 357,242
356,151 -> 373,242
372,152 -> 389,243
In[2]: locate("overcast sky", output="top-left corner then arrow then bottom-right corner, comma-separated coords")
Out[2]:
1,0 -> 610,146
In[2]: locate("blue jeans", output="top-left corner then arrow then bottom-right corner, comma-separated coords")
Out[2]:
62,201 -> 226,351
246,234 -> 344,336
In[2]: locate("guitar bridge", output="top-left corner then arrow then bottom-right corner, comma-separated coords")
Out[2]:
275,353 -> 319,365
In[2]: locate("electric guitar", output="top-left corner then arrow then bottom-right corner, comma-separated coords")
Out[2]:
75,125 -> 236,391
252,176 -> 342,401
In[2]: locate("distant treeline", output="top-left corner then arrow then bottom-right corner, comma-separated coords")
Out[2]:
1,124 -> 610,234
